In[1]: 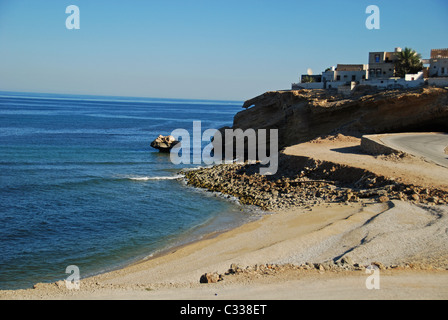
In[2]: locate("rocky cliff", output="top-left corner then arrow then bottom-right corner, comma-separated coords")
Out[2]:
219,87 -> 448,154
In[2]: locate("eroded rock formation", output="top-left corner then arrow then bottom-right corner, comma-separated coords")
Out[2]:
150,135 -> 179,152
216,87 -> 448,155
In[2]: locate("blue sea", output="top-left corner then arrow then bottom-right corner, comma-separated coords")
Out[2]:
0,92 -> 254,290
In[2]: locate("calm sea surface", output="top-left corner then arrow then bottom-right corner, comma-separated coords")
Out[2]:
0,92 -> 255,290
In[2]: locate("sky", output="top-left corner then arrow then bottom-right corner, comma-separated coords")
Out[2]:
0,0 -> 447,101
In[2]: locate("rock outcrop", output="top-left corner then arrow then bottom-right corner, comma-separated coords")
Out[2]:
199,261 -> 442,285
182,154 -> 448,210
215,87 -> 448,157
150,135 -> 179,152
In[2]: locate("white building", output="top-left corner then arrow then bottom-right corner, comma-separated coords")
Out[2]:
368,48 -> 401,79
291,47 -> 429,92
315,64 -> 368,90
429,48 -> 448,77
405,71 -> 424,81
322,64 -> 368,84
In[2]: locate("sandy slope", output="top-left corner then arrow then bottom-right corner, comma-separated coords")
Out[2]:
283,135 -> 448,191
2,200 -> 448,300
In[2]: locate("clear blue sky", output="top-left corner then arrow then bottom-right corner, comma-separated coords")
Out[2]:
0,0 -> 447,100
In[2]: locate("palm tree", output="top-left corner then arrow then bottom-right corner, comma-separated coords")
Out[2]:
394,47 -> 423,77
302,76 -> 315,83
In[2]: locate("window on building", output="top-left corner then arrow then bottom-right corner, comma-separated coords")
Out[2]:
352,75 -> 356,81
376,69 -> 382,77
375,54 -> 380,63
336,75 -> 341,81
442,67 -> 446,74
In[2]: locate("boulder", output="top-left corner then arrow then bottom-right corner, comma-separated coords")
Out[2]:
336,256 -> 354,266
199,272 -> 222,284
150,135 -> 180,153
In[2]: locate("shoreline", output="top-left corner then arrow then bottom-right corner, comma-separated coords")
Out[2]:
1,175 -> 267,292
2,135 -> 448,299
118,199 -> 268,274
76,177 -> 275,286
2,199 -> 447,300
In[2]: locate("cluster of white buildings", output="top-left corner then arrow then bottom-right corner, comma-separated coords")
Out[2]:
292,48 -> 448,95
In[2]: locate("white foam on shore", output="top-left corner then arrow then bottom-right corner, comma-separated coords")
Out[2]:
127,174 -> 184,181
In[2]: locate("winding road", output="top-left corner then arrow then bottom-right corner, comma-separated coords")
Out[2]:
380,133 -> 448,169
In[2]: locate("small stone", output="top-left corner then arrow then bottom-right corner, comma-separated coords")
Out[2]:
353,263 -> 365,271
340,256 -> 354,266
200,272 -> 221,284
371,261 -> 386,270
344,192 -> 354,201
228,263 -> 242,274
315,263 -> 325,271
33,283 -> 46,290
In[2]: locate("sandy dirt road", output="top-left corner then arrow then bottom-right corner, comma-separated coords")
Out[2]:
380,133 -> 448,168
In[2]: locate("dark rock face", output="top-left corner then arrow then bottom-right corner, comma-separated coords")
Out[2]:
150,135 -> 180,152
214,87 -> 448,158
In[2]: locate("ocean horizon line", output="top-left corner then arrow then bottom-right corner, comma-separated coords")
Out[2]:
0,90 -> 245,105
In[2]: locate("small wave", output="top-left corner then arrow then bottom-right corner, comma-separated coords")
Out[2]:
127,174 -> 184,181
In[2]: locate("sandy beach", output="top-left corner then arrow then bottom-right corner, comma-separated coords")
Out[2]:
1,200 -> 447,300
1,136 -> 448,300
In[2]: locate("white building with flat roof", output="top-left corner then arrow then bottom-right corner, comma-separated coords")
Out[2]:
368,48 -> 401,79
429,48 -> 448,77
322,64 -> 368,84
